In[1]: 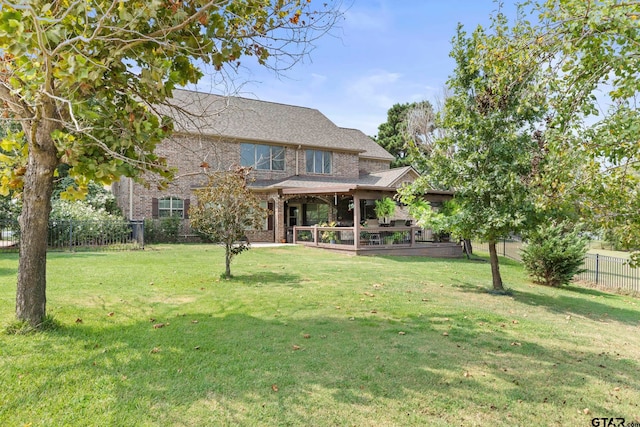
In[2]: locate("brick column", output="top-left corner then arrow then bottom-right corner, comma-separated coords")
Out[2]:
274,195 -> 286,242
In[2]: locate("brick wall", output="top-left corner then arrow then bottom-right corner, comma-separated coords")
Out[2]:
359,158 -> 391,174
111,133 -> 383,242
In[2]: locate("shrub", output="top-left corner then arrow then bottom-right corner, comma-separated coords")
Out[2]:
521,221 -> 589,287
144,216 -> 182,243
48,200 -> 130,246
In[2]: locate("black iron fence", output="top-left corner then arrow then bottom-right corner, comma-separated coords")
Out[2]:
473,239 -> 640,292
472,239 -> 524,262
575,253 -> 640,293
0,219 -> 144,252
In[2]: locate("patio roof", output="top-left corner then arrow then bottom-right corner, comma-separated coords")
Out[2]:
249,166 -> 445,195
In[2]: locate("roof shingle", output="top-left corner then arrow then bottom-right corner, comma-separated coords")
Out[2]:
159,90 -> 393,160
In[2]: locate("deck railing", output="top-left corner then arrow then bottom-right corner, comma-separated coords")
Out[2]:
293,225 -> 444,250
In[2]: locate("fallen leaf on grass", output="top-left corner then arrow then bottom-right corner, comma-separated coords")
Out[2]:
153,323 -> 166,329
191,320 -> 199,324
463,371 -> 472,378
512,320 -> 519,324
271,384 -> 279,392
510,342 -> 522,346
194,346 -> 200,350
613,387 -> 621,392
75,318 -> 83,323
292,345 -> 301,350
150,347 -> 160,354
371,310 -> 378,314
107,312 -> 114,317
442,332 -> 449,336
398,331 -> 406,335
303,334 -> 311,339
583,408 -> 590,414
364,292 -> 375,297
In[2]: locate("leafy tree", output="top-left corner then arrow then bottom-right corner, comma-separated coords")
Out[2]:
0,0 -> 340,327
189,168 -> 268,279
521,0 -> 640,257
521,221 -> 589,287
404,16 -> 548,292
374,101 -> 434,168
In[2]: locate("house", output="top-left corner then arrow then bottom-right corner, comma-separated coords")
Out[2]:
111,89 -> 461,256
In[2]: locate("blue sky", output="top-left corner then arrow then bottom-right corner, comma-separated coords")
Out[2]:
196,1 -> 519,137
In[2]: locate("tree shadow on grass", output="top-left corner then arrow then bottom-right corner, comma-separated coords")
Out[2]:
228,272 -> 302,287
3,311 -> 639,426
509,288 -> 639,326
0,267 -> 16,277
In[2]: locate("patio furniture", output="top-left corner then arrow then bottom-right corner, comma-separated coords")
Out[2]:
369,233 -> 381,245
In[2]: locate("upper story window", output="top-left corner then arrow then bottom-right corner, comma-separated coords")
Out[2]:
306,149 -> 332,174
241,143 -> 285,171
158,197 -> 184,218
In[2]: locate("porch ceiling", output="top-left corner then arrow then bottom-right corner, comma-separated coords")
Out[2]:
280,185 -> 396,195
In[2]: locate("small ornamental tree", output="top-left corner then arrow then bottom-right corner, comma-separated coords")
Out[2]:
189,168 -> 268,279
521,221 -> 588,287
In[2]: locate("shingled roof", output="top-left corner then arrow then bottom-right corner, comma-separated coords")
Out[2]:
160,89 -> 393,161
250,166 -> 420,194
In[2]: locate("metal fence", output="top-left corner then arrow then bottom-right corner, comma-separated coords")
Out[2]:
0,219 -> 144,252
472,239 -> 523,262
575,253 -> 640,292
473,239 -> 640,293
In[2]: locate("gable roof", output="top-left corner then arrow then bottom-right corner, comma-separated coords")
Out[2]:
339,128 -> 394,161
160,90 -> 393,160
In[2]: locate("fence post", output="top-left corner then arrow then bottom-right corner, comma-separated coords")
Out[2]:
595,254 -> 599,285
69,220 -> 73,250
503,239 -> 506,257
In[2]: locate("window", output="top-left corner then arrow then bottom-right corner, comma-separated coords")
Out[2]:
304,203 -> 329,225
306,150 -> 332,174
246,201 -> 273,231
158,197 -> 184,218
241,143 -> 285,171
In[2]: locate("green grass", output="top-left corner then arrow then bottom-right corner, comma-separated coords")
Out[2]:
1,245 -> 639,426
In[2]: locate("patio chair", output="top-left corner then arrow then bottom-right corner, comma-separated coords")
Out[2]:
369,233 -> 381,245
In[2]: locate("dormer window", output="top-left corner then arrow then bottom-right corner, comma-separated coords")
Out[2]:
306,150 -> 332,174
241,143 -> 285,171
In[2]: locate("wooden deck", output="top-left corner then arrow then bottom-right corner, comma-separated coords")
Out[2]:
293,226 -> 463,257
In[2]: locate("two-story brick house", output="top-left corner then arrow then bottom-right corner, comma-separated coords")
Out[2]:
112,89 -> 458,255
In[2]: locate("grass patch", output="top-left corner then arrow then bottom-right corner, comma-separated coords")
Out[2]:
1,245 -> 639,426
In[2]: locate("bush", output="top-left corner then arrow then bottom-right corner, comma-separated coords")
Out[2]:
48,200 -> 130,246
521,221 -> 589,287
144,216 -> 182,243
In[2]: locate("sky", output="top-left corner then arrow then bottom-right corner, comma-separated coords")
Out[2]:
194,1 -> 520,137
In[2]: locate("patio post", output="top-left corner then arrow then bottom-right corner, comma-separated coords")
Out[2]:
353,193 -> 361,250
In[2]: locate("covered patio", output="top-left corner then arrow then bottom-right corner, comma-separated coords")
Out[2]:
288,188 -> 461,257
252,168 -> 463,257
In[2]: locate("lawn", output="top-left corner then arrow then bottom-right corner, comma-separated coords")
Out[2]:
1,245 -> 638,426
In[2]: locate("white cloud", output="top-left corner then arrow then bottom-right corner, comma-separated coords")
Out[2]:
343,1 -> 390,32
347,70 -> 402,108
310,73 -> 328,87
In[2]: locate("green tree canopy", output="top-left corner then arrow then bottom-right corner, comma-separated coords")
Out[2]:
0,0 -> 340,327
403,14 -> 548,291
374,101 -> 434,169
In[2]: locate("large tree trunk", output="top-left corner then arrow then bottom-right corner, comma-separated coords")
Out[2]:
16,120 -> 58,327
488,241 -> 504,291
